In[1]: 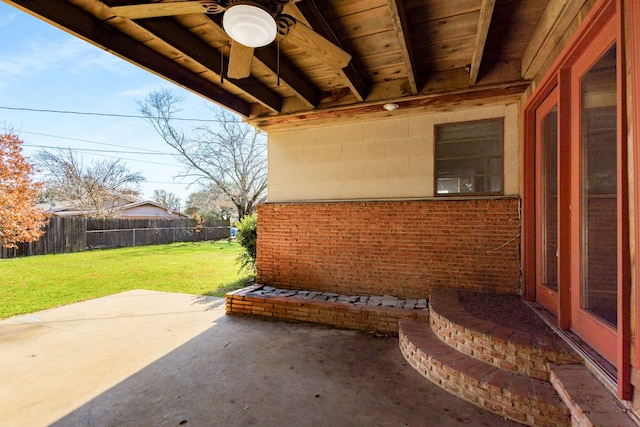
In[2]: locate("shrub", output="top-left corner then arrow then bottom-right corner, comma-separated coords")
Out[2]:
235,212 -> 257,274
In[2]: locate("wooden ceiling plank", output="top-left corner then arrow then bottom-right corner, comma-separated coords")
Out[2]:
296,0 -> 369,102
521,0 -> 587,80
136,18 -> 282,113
329,5 -> 394,40
8,0 -> 250,116
386,0 -> 418,94
414,33 -> 477,61
323,0 -> 388,20
409,11 -> 481,43
340,31 -> 402,62
468,0 -> 496,85
404,0 -> 481,24
359,50 -> 406,71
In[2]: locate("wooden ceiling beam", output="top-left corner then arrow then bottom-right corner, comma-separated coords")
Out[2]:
295,0 -> 369,103
252,45 -> 320,109
469,0 -> 496,85
6,0 -> 251,116
521,0 -> 587,80
135,18 -> 282,113
111,2 -> 211,20
386,0 -> 418,94
250,82 -> 530,131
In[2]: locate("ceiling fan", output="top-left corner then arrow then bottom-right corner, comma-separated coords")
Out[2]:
111,1 -> 352,79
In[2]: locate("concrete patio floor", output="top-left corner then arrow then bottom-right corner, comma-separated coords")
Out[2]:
0,290 -> 519,427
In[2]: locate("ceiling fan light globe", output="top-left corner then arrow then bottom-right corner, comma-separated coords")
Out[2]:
223,4 -> 277,48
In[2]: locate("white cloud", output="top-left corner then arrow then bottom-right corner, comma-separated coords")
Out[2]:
0,12 -> 17,28
0,36 -> 133,81
67,45 -> 135,76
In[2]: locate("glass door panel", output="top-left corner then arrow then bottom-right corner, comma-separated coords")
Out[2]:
580,45 -> 618,327
570,31 -> 619,366
542,107 -> 559,292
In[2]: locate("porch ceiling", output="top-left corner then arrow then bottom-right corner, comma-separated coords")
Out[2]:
4,0 -> 555,129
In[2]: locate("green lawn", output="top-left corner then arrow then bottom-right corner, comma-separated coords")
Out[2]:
0,241 -> 252,319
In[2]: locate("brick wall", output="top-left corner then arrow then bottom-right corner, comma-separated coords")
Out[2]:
257,198 -> 521,298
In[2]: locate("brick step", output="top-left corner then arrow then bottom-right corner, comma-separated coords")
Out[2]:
549,364 -> 636,427
429,288 -> 582,380
399,319 -> 570,426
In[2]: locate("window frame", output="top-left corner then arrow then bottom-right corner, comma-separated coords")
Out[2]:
433,117 -> 505,197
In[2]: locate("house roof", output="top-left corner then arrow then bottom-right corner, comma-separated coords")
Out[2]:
37,200 -> 190,218
118,200 -> 191,218
4,0 -> 554,130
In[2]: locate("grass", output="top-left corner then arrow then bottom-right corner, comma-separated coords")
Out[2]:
0,240 -> 253,319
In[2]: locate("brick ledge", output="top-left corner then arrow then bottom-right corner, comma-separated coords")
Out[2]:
225,284 -> 428,334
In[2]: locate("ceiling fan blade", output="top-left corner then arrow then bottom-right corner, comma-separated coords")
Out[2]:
112,2 -> 223,20
282,3 -> 308,26
227,42 -> 254,79
286,21 -> 351,70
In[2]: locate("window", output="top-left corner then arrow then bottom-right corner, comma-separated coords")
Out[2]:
435,119 -> 503,195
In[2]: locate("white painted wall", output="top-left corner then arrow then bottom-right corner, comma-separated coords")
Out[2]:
267,103 -> 520,202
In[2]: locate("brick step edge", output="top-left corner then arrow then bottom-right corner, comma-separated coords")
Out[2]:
429,288 -> 582,380
549,364 -> 636,427
399,319 -> 570,427
225,285 -> 428,334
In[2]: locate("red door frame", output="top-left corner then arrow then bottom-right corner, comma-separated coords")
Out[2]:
534,88 -> 559,316
629,0 -> 640,377
522,0 -> 631,399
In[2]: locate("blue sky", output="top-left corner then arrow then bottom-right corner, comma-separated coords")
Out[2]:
0,3 -> 227,206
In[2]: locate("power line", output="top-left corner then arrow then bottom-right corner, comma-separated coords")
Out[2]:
26,145 -> 182,168
0,105 -> 223,123
66,152 -> 180,168
146,181 -> 194,185
19,130 -> 171,154
17,130 -> 185,168
23,143 -> 175,156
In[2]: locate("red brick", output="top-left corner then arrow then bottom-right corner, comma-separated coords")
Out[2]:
257,199 -> 521,298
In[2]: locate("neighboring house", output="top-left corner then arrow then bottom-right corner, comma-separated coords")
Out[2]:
113,200 -> 190,219
10,0 -> 640,423
38,200 -> 189,219
36,200 -> 89,218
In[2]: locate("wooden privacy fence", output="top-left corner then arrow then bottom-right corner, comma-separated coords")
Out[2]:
1,217 -> 230,259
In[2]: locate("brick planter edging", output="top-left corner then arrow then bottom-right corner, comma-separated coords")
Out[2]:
226,284 -> 428,334
399,319 -> 571,427
429,288 -> 582,380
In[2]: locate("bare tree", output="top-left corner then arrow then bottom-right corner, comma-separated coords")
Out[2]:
186,186 -> 235,221
152,189 -> 181,210
138,88 -> 267,220
35,149 -> 145,217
